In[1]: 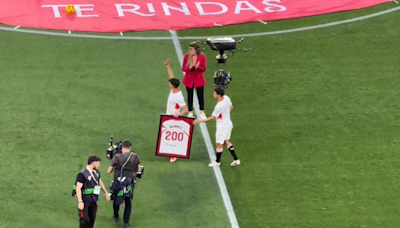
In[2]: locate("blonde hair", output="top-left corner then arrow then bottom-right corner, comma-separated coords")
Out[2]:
186,42 -> 201,67
186,54 -> 193,67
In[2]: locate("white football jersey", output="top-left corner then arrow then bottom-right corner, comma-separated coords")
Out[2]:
159,119 -> 191,156
212,95 -> 233,128
166,90 -> 186,115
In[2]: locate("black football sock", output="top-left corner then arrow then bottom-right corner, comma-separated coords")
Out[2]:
216,152 -> 222,163
228,146 -> 238,160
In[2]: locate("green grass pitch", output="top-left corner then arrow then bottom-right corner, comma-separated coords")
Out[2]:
1,2 -> 400,228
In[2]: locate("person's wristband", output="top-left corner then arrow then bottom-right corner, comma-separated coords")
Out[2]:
78,201 -> 83,203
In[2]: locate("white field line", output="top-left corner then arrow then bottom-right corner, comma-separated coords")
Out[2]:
170,30 -> 240,228
0,6 -> 398,40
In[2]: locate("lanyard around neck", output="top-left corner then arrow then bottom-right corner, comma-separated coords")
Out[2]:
86,166 -> 99,185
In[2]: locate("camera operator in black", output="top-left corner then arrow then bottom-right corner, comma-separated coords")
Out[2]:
72,155 -> 110,228
107,140 -> 141,228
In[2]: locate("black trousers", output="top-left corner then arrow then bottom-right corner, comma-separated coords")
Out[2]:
79,203 -> 97,228
113,196 -> 132,224
186,86 -> 205,111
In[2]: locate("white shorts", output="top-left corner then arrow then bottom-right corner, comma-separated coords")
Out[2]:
215,126 -> 233,145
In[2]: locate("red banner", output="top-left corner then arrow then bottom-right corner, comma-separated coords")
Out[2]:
156,115 -> 195,159
0,0 -> 389,33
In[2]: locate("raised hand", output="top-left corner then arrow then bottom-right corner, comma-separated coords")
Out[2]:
164,58 -> 170,66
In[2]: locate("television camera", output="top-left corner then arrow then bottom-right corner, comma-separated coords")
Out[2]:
198,37 -> 252,89
106,135 -> 144,179
106,135 -> 122,160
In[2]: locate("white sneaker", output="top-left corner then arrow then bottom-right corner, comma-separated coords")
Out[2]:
188,112 -> 194,118
199,113 -> 207,119
230,160 -> 241,167
208,161 -> 221,167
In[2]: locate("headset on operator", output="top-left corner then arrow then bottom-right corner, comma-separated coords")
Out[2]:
196,37 -> 252,89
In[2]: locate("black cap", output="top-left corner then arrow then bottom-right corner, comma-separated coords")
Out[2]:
87,155 -> 101,164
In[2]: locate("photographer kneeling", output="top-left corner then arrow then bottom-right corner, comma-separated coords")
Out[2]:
107,140 -> 142,228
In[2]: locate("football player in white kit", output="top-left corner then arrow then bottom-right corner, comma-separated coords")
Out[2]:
193,88 -> 240,167
164,58 -> 188,163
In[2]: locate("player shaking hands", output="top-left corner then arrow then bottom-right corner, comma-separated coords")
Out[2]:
193,88 -> 240,167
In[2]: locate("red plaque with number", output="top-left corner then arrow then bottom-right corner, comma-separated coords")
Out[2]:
155,115 -> 195,159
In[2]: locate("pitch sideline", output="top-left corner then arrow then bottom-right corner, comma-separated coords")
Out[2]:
0,5 -> 399,40
170,30 -> 240,228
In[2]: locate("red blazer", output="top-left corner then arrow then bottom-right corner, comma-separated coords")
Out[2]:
182,53 -> 207,88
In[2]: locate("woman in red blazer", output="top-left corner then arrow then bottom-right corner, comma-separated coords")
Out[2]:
182,42 -> 207,119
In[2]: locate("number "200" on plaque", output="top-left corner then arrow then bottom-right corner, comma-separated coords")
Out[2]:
164,131 -> 184,141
